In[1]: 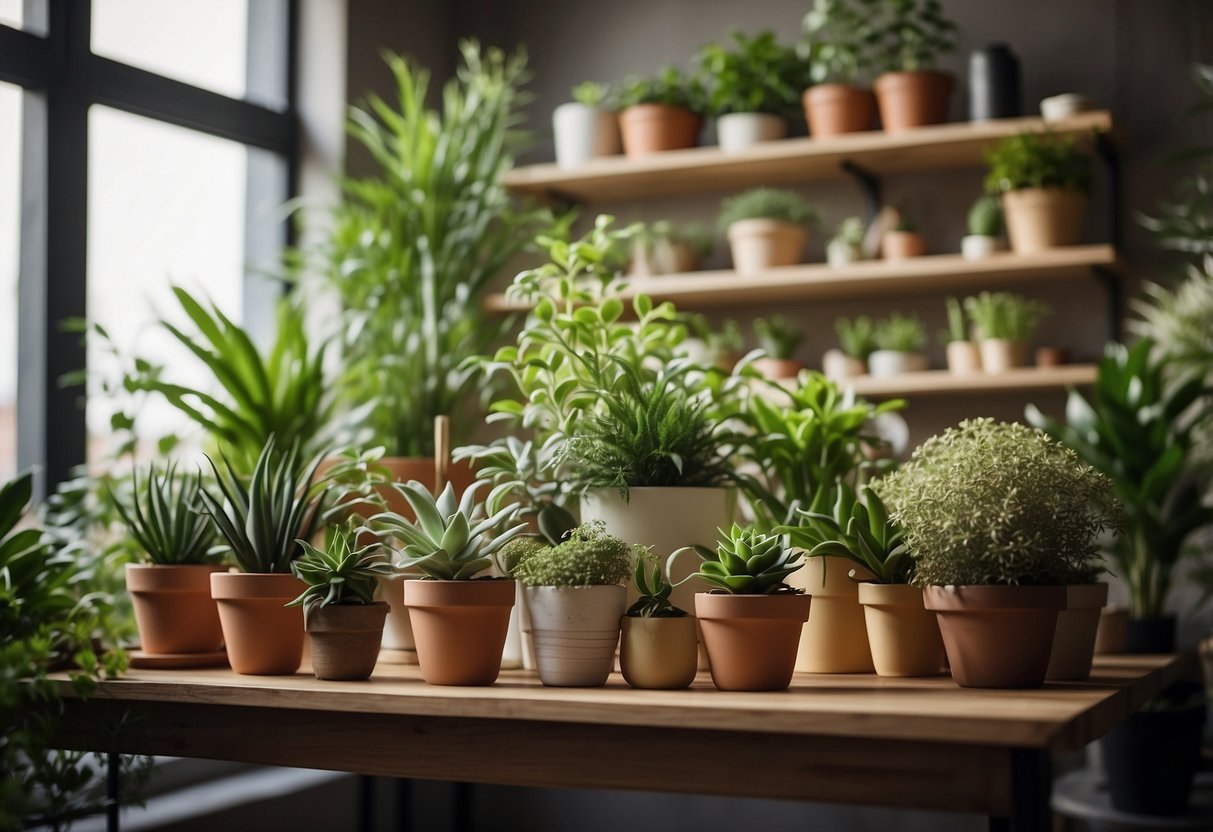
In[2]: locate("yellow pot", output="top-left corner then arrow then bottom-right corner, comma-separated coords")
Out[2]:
857,583 -> 945,677
788,556 -> 874,673
619,615 -> 698,690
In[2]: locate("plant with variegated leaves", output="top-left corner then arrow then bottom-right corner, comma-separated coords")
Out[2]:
688,524 -> 805,595
779,484 -> 912,584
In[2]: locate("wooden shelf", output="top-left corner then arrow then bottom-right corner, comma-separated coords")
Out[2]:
503,111 -> 1112,203
838,365 -> 1098,399
485,244 -> 1118,313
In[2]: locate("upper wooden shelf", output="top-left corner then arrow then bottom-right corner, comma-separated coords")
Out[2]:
503,111 -> 1113,203
484,244 -> 1117,313
845,364 -> 1098,399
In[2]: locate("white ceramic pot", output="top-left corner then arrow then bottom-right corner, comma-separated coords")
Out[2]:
552,102 -> 621,168
946,341 -> 982,375
826,239 -> 862,268
378,574 -> 418,664
822,348 -> 866,382
716,112 -> 788,153
525,585 -> 627,687
979,339 -> 1029,373
1040,93 -> 1092,122
867,350 -> 928,377
727,219 -> 806,273
961,235 -> 1003,260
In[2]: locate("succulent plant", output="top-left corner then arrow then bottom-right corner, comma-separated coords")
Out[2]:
511,521 -> 637,588
967,194 -> 1004,237
626,553 -> 687,618
964,291 -> 1048,342
691,524 -> 805,594
941,296 -> 969,343
780,485 -> 913,584
110,462 -> 218,565
753,315 -> 804,361
835,315 -> 877,359
873,312 -> 926,352
287,525 -> 394,623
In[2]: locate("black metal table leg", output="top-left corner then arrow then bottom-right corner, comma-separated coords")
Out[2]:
358,774 -> 376,832
106,752 -> 121,832
990,749 -> 1053,831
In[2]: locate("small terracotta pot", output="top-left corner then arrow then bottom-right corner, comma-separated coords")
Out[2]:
881,230 -> 926,260
924,584 -> 1066,688
696,592 -> 811,691
619,615 -> 698,690
1094,606 -> 1129,655
751,357 -> 805,381
1001,188 -> 1087,253
211,572 -> 306,676
716,112 -> 788,153
306,602 -> 389,681
1046,583 -> 1109,681
126,563 -> 227,656
858,583 -> 945,677
526,585 -> 626,687
946,341 -> 982,375
727,219 -> 807,272
803,84 -> 877,137
1035,346 -> 1067,368
405,579 -> 516,686
978,339 -> 1030,373
822,349 -> 866,382
618,104 -> 701,157
868,350 -> 929,377
874,70 -> 954,132
631,238 -> 700,277
788,556 -> 874,673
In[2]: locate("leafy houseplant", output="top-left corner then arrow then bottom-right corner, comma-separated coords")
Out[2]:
985,131 -> 1093,252
869,313 -> 928,377
718,188 -> 816,272
964,291 -> 1048,372
963,194 -> 1005,260
825,314 -> 876,380
615,67 -> 706,156
554,80 -> 622,168
751,314 -> 806,379
696,30 -> 806,152
798,0 -> 879,136
942,296 -> 981,375
865,0 -> 960,132
620,555 -> 698,690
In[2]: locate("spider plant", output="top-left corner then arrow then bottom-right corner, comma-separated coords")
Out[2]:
109,463 -> 218,565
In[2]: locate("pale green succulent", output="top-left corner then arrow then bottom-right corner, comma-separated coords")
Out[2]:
779,485 -> 912,585
287,525 -> 394,622
692,524 -> 804,594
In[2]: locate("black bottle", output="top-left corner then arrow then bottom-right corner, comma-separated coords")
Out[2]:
969,43 -> 1021,121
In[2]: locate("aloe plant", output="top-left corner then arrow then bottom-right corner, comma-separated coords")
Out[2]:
835,315 -> 877,359
873,312 -> 926,352
689,524 -> 805,594
110,463 -> 218,566
941,296 -> 968,343
964,291 -> 1048,342
287,525 -> 394,623
780,485 -> 912,584
626,553 -> 687,617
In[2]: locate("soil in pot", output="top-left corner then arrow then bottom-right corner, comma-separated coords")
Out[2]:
211,572 -> 306,676
1101,689 -> 1207,816
619,104 -> 701,157
526,585 -> 627,687
979,339 -> 1030,374
696,592 -> 811,691
803,84 -> 876,137
946,342 -> 982,375
874,70 -> 954,132
727,219 -> 807,272
127,563 -> 227,656
405,579 -> 516,686
620,615 -> 698,689
717,112 -> 788,153
788,556 -> 874,674
306,602 -> 389,681
1045,583 -> 1108,681
858,583 -> 944,677
1002,188 -> 1086,253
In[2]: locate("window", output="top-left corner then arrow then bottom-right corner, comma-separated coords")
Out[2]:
0,82 -> 20,482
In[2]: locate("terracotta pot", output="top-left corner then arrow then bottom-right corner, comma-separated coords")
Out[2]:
868,350 -> 929,377
803,84 -> 876,137
630,238 -> 700,277
946,341 -> 982,375
978,339 -> 1030,373
923,584 -> 1066,688
126,563 -> 227,656
618,104 -> 701,157
404,579 -> 516,686
822,349 -> 866,381
619,615 -> 698,690
727,219 -> 807,273
874,70 -> 954,132
552,102 -> 620,168
788,556 -> 874,673
858,583 -> 945,677
716,112 -> 788,153
525,585 -> 626,687
881,230 -> 926,260
211,572 -> 306,676
750,357 -> 805,381
1035,346 -> 1067,368
1046,583 -> 1109,681
696,592 -> 812,691
1001,188 -> 1087,253
306,602 -> 389,681
961,235 -> 1003,260
1094,606 -> 1129,655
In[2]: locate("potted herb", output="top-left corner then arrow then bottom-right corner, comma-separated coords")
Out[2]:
782,485 -> 943,677
963,291 -> 1048,373
867,0 -> 960,132
718,188 -> 816,272
877,418 -> 1119,688
985,130 -> 1093,252
113,463 -> 225,662
962,194 -> 1005,260
631,220 -> 714,276
752,314 -> 806,380
620,554 -> 698,690
287,525 -> 393,681
881,208 -> 926,259
824,315 -> 875,380
553,81 -> 621,168
826,215 -> 867,267
615,67 -> 706,156
798,0 -> 878,137
869,313 -> 928,377
511,522 -> 636,686
696,30 -> 805,153
941,296 -> 981,374
686,525 -> 809,691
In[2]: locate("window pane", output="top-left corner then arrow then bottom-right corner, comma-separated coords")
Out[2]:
0,83 -> 19,482
87,105 -> 247,463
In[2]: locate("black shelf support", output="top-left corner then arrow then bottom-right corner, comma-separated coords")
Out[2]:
1093,133 -> 1124,344
840,160 -> 882,223
1093,265 -> 1123,343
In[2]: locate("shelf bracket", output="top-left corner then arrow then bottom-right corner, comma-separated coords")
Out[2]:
1092,264 -> 1122,344
840,160 -> 883,223
1094,133 -> 1122,249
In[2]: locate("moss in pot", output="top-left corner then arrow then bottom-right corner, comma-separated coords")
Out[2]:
620,555 -> 698,690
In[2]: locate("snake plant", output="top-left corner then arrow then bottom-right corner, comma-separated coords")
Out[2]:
110,463 -> 218,565
690,524 -> 805,594
779,485 -> 912,584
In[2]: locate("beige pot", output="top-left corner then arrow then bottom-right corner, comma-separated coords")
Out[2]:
631,238 -> 699,277
696,592 -> 812,691
1002,188 -> 1087,253
306,602 -> 389,681
788,556 -> 875,673
717,112 -> 788,153
378,574 -> 418,662
822,349 -> 866,382
858,583 -> 945,677
881,230 -> 926,260
1095,606 -> 1129,655
526,585 -> 626,687
751,357 -> 805,381
979,339 -> 1030,373
867,350 -> 929,377
619,615 -> 698,690
727,218 -> 807,273
1047,583 -> 1109,681
946,341 -> 982,375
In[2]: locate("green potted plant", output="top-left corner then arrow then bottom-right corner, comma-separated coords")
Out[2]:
941,296 -> 981,374
620,554 -> 698,690
112,463 -> 225,663
782,485 -> 943,677
751,314 -> 806,380
881,207 -> 926,259
798,0 -> 878,137
510,521 -> 636,686
962,194 -> 1005,260
877,418 -> 1119,688
368,480 -> 526,686
866,0 -> 960,132
630,220 -> 714,276
553,81 -> 621,168
696,30 -> 806,153
869,312 -> 928,376
615,67 -> 706,156
985,130 -> 1093,252
826,215 -> 867,267
684,524 -> 809,691
963,291 -> 1048,372
718,188 -> 816,272
824,314 -> 875,380
287,525 -> 394,681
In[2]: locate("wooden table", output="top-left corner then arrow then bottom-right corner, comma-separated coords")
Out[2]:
51,654 -> 1191,832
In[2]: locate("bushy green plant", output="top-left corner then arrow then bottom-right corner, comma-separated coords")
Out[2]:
964,291 -> 1048,341
640,220 -> 715,261
1132,260 -> 1213,378
780,485 -> 912,584
626,553 -> 687,617
689,524 -> 805,594
287,525 -> 393,622
110,463 -> 218,565
719,188 -> 817,230
798,0 -> 875,85
835,315 -> 877,358
873,312 -> 926,352
985,131 -> 1094,195
511,521 -> 637,588
941,296 -> 968,343
696,30 -> 807,119
877,418 -> 1120,587
967,194 -> 1004,236
753,315 -> 804,360
572,80 -> 615,108
863,0 -> 959,73
615,67 -> 708,113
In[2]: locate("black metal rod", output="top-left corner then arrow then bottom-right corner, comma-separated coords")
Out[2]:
1093,265 -> 1123,344
1095,133 -> 1122,250
840,160 -> 883,223
105,752 -> 121,832
358,775 -> 376,832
